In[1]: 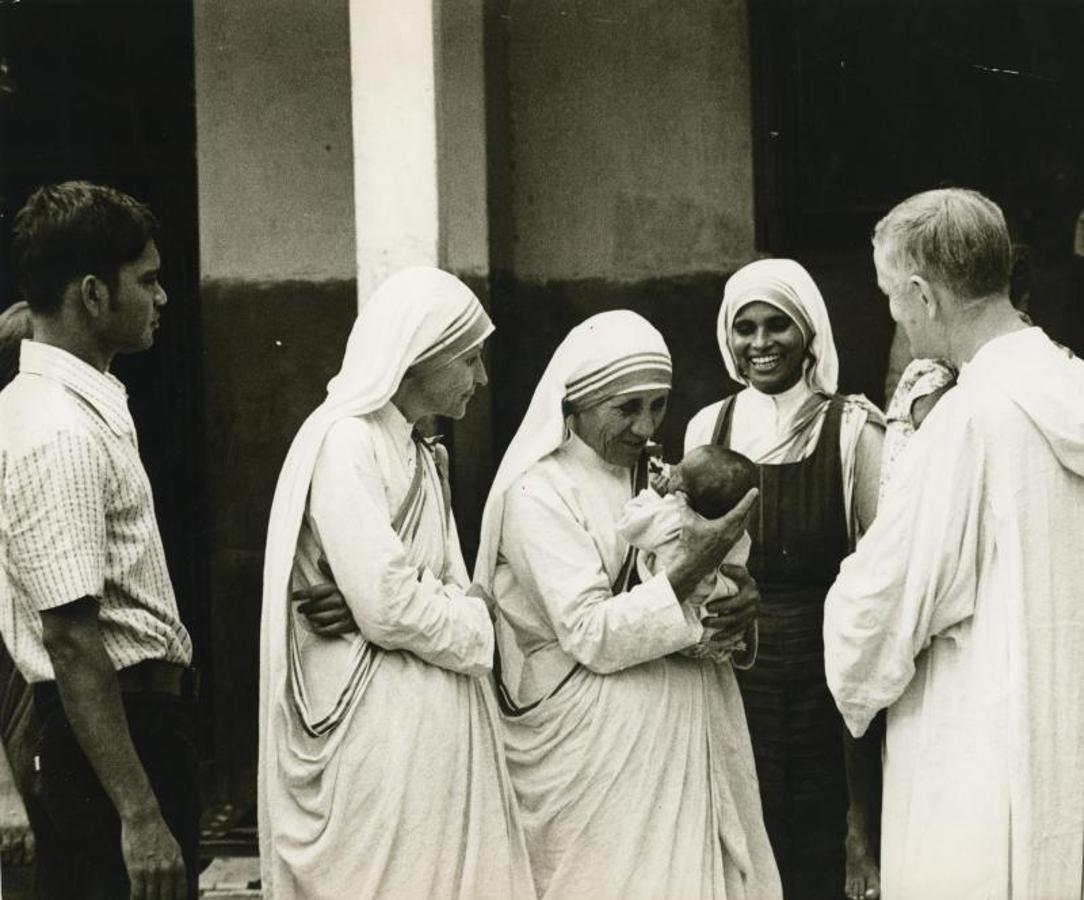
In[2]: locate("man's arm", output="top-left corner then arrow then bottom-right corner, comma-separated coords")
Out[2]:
825,409 -> 985,736
41,597 -> 185,900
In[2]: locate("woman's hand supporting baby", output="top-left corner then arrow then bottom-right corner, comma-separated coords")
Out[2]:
666,487 -> 758,602
702,564 -> 759,644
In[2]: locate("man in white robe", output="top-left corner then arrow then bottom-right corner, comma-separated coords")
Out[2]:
824,188 -> 1084,899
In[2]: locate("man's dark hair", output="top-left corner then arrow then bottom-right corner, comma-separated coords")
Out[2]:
679,445 -> 758,519
11,181 -> 158,315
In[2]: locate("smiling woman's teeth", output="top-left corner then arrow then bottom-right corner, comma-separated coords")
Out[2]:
751,354 -> 781,370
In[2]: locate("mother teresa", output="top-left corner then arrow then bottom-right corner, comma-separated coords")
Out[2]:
475,311 -> 782,900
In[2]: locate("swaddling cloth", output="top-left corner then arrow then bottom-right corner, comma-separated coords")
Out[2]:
616,489 -> 752,664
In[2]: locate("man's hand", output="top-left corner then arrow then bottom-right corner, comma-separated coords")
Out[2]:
0,783 -> 34,866
121,808 -> 186,900
292,558 -> 358,636
667,488 -> 758,599
702,564 -> 759,643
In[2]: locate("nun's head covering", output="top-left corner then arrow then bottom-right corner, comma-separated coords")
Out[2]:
717,258 -> 838,395
474,310 -> 671,589
325,267 -> 493,404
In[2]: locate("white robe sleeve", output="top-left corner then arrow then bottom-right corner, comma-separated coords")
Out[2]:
824,403 -> 986,737
309,420 -> 493,677
501,475 -> 702,674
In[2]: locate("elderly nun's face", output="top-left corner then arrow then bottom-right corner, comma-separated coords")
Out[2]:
730,301 -> 806,395
406,344 -> 489,420
570,388 -> 669,468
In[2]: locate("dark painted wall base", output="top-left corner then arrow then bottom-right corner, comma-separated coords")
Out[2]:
201,278 -> 356,803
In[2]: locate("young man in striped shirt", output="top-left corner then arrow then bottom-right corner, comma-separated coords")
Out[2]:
0,182 -> 197,900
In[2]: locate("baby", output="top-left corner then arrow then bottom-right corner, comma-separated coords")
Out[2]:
617,445 -> 758,666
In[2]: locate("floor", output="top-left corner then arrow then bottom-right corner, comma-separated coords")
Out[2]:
0,856 -> 262,899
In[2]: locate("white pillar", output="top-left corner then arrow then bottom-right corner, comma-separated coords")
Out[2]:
348,0 -> 493,557
349,0 -> 441,304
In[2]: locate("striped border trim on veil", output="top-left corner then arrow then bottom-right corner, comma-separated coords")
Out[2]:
565,351 -> 672,410
409,301 -> 491,374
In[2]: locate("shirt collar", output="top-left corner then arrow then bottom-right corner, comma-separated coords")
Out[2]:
19,340 -> 134,437
742,376 -> 814,424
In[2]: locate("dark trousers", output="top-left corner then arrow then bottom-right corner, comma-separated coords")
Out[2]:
26,685 -> 200,900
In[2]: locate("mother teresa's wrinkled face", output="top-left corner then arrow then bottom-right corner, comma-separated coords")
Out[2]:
570,388 -> 669,468
730,301 -> 806,395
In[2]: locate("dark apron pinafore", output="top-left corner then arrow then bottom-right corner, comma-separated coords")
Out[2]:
714,394 -> 850,900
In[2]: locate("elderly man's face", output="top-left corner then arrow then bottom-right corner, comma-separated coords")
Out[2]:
570,388 -> 669,468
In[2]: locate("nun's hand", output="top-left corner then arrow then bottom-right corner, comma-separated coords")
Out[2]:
292,558 -> 359,636
667,488 -> 758,600
702,564 -> 759,643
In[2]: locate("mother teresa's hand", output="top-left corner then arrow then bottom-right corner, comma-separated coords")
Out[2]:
292,558 -> 359,636
702,564 -> 759,642
666,488 -> 758,600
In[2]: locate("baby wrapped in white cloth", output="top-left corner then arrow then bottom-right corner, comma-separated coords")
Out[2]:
617,445 -> 757,665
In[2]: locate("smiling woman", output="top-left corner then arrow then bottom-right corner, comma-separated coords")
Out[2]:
567,388 -> 668,468
729,301 -> 806,395
685,258 -> 886,900
473,310 -> 781,900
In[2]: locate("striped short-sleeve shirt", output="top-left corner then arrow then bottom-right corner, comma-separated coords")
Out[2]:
0,341 -> 192,683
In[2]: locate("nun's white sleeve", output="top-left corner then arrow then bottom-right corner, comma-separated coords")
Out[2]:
499,474 -> 702,674
309,420 -> 493,677
824,405 -> 984,737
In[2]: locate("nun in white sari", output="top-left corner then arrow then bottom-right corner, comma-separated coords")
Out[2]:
475,311 -> 781,900
258,268 -> 535,900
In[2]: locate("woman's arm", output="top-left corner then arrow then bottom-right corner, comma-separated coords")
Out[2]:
853,420 -> 885,536
500,476 -> 703,674
308,419 -> 493,676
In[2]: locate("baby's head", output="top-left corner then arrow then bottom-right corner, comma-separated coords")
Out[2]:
668,445 -> 757,519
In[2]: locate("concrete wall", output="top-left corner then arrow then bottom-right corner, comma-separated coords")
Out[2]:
486,0 -> 761,459
196,0 -> 356,282
194,0 -> 357,803
500,0 -> 756,282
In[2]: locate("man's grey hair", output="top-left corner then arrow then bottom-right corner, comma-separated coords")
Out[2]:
873,188 -> 1012,300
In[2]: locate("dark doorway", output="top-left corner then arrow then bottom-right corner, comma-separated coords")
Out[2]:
749,0 -> 1084,395
0,0 -> 210,744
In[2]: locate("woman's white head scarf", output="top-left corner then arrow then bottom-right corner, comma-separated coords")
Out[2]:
258,266 -> 492,894
718,258 -> 838,395
474,310 -> 671,590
